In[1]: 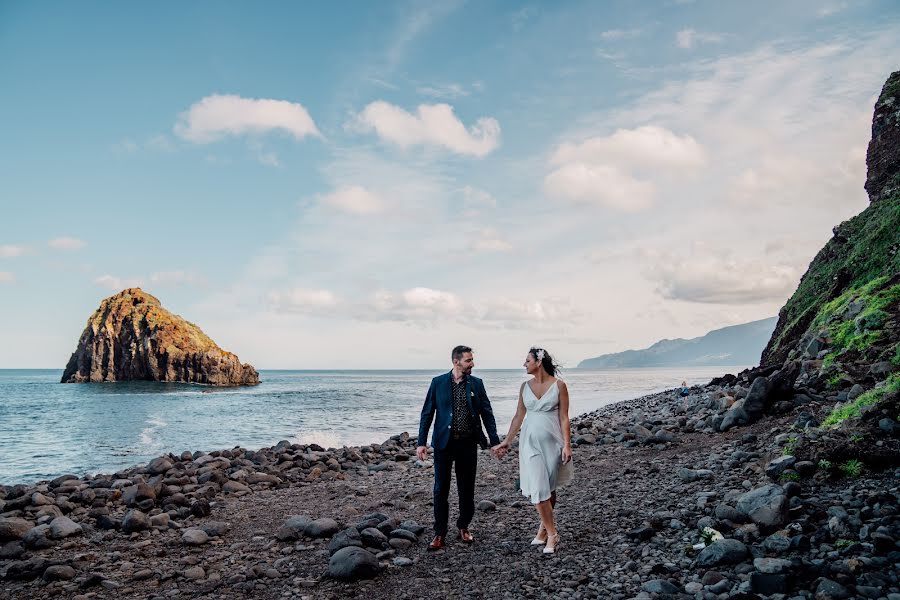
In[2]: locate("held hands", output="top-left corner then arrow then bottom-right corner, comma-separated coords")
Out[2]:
491,442 -> 509,459
561,445 -> 573,465
415,446 -> 428,462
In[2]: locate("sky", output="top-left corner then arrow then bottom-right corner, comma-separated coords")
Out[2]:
1,1 -> 899,370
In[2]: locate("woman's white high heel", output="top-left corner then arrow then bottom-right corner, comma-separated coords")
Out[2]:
542,533 -> 560,554
530,524 -> 547,545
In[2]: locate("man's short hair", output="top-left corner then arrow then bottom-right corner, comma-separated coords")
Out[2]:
451,345 -> 473,362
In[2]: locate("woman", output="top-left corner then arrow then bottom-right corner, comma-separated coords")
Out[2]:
493,347 -> 573,553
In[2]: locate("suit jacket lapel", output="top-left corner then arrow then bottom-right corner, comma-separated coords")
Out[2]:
465,377 -> 475,416
445,371 -> 454,413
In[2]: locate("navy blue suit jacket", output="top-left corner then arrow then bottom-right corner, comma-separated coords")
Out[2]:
418,372 -> 501,450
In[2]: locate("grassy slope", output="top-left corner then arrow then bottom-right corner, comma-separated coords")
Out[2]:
762,187 -> 900,365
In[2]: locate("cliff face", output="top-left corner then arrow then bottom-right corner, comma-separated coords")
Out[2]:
761,71 -> 900,378
62,288 -> 259,386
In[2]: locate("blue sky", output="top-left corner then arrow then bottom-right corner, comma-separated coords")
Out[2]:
1,1 -> 899,369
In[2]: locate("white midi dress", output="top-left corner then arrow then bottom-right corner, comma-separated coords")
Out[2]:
518,380 -> 574,504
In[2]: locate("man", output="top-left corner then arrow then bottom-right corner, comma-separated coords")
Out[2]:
416,345 -> 500,550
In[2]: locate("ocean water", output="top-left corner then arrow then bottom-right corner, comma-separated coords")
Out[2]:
0,366 -> 747,485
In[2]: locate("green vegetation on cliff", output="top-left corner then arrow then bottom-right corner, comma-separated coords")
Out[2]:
762,70 -> 900,367
822,372 -> 900,427
816,277 -> 900,358
763,188 -> 900,365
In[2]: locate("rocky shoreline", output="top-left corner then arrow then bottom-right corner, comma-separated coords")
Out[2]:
1,372 -> 898,600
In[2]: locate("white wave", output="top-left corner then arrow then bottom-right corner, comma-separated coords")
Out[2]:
291,429 -> 344,449
139,415 -> 168,447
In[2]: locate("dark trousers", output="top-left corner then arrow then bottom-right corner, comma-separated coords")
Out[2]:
432,436 -> 478,536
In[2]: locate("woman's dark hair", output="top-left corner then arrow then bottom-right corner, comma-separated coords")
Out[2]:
529,347 -> 560,377
452,345 -> 473,362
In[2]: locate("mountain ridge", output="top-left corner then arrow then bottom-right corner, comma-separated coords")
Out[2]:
578,317 -> 777,369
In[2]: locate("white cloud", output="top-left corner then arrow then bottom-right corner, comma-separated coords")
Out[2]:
351,101 -> 500,157
676,28 -> 724,49
551,126 -> 707,171
319,185 -> 386,215
471,228 -> 513,253
113,139 -> 139,154
476,297 -> 584,328
372,287 -> 464,322
598,28 -> 642,41
0,271 -> 14,283
264,285 -> 578,329
596,49 -> 627,61
48,237 -> 86,251
94,274 -> 143,290
267,288 -> 341,315
174,94 -> 320,144
248,140 -> 280,167
417,82 -> 475,99
146,134 -> 174,152
461,185 -> 497,208
817,2 -> 849,18
609,37 -> 893,220
643,244 -> 803,304
544,126 -> 705,211
459,185 -> 498,217
544,163 -> 655,210
0,245 -> 26,258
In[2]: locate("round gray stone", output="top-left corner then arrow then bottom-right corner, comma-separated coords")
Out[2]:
326,546 -> 383,581
736,484 -> 788,529
305,517 -> 340,538
49,516 -> 83,539
181,528 -> 209,546
642,579 -> 680,594
122,510 -> 150,533
43,565 -> 76,581
275,515 -> 312,541
695,539 -> 749,567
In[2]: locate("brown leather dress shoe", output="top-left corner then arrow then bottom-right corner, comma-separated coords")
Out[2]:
427,535 -> 445,551
458,528 -> 475,544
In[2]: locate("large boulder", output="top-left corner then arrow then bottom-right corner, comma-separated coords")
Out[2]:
326,546 -> 382,581
147,457 -> 174,475
61,288 -> 259,386
765,456 -> 797,479
719,399 -> 749,432
22,525 -> 53,549
736,484 -> 788,530
122,509 -> 150,533
49,516 -> 83,539
0,518 -> 33,542
742,376 -> 771,419
695,539 -> 749,567
305,518 -> 340,538
328,527 -> 363,555
122,483 -> 157,509
275,516 -> 312,541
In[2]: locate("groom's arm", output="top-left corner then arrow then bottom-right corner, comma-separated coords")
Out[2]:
477,380 -> 501,446
417,379 -> 437,448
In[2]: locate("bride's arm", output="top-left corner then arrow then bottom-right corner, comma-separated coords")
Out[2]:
558,380 -> 573,463
499,383 -> 527,446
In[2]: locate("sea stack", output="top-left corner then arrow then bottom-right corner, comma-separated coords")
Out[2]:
61,288 -> 259,386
